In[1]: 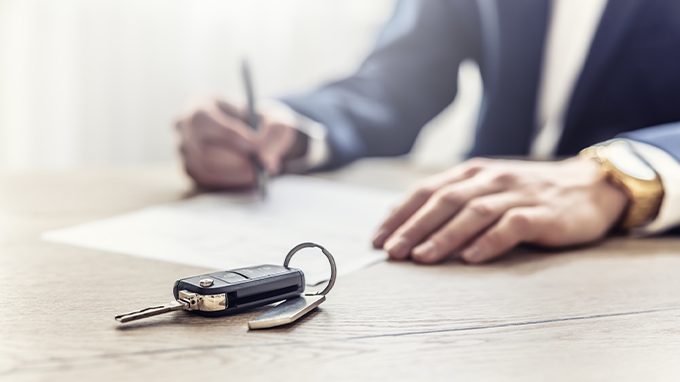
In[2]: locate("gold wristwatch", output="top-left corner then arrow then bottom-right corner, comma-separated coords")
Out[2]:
580,140 -> 664,229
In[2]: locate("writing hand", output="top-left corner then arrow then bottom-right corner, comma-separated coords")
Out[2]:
175,96 -> 299,189
373,157 -> 629,264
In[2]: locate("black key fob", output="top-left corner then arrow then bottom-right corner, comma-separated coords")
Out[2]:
115,242 -> 333,327
172,264 -> 305,317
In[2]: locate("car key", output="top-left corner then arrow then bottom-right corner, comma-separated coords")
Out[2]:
115,242 -> 336,328
115,264 -> 305,323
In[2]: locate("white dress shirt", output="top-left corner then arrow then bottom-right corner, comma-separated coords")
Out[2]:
531,0 -> 609,159
278,0 -> 680,234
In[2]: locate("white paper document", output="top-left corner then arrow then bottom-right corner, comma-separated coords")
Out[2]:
42,176 -> 401,285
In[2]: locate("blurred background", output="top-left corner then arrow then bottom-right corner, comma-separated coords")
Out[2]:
0,0 -> 482,171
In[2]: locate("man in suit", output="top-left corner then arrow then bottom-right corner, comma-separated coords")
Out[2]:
175,0 -> 680,264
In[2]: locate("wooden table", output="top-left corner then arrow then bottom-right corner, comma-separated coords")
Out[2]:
1,159 -> 679,381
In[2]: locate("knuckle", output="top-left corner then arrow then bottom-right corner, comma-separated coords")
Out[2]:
462,158 -> 489,176
462,166 -> 481,178
410,184 -> 436,202
466,200 -> 495,217
491,171 -> 518,186
195,107 -> 211,118
506,210 -> 532,233
436,188 -> 464,207
190,110 -> 211,128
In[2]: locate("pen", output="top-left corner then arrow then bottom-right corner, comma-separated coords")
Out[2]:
241,59 -> 268,198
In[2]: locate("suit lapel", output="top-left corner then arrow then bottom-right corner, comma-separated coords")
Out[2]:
562,0 -> 645,136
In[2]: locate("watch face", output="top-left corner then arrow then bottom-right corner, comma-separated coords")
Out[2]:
607,141 -> 656,181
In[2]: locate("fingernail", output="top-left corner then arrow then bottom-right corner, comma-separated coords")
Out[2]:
372,229 -> 390,248
384,236 -> 410,259
461,245 -> 482,262
412,241 -> 437,262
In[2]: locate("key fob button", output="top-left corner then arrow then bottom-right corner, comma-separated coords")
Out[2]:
232,265 -> 288,279
255,266 -> 287,276
237,268 -> 255,277
214,272 -> 247,283
265,265 -> 290,275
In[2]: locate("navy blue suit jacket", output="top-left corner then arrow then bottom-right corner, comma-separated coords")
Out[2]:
281,0 -> 680,170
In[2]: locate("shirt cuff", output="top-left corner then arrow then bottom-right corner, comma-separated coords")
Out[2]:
626,140 -> 680,235
259,99 -> 330,173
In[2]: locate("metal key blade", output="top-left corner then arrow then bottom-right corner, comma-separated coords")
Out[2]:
248,295 -> 325,330
115,300 -> 187,323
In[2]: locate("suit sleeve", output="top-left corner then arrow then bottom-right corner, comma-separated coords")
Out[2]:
618,122 -> 680,234
280,0 -> 481,169
618,122 -> 680,163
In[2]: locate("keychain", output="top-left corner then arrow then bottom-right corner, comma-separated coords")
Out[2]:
115,242 -> 336,329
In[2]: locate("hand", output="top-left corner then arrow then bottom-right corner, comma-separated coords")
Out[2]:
175,96 -> 302,189
372,157 -> 629,264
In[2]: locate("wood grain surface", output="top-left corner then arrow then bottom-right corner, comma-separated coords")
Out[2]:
1,159 -> 679,381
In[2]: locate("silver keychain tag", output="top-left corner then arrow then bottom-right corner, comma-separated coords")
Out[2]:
248,242 -> 337,330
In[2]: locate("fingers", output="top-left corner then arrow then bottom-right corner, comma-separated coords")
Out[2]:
176,98 -> 259,189
459,207 -> 550,264
180,108 -> 256,155
411,192 -> 536,263
176,96 -> 303,189
183,142 -> 256,188
383,173 -> 512,260
375,156 -> 631,265
372,159 -> 489,248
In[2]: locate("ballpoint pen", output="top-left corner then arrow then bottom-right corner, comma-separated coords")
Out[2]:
241,59 -> 268,199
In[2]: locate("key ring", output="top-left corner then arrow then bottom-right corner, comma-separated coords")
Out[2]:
283,242 -> 336,296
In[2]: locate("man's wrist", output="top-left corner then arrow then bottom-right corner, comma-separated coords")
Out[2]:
262,99 -> 330,173
580,140 -> 664,229
283,129 -> 309,162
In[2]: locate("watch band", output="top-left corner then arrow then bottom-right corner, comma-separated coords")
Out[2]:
580,141 -> 664,229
